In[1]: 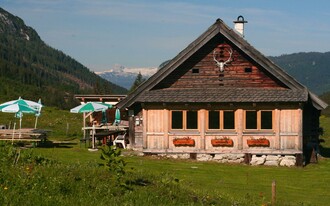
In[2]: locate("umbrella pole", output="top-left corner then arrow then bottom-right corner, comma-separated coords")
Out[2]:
92,123 -> 95,149
34,116 -> 38,129
83,113 -> 86,140
11,122 -> 16,144
19,116 -> 22,139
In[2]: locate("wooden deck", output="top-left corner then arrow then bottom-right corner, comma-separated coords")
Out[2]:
81,125 -> 128,147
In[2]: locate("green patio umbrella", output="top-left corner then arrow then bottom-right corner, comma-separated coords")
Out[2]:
70,102 -> 112,113
0,103 -> 38,139
0,97 -> 42,130
0,97 -> 42,110
70,102 -> 112,149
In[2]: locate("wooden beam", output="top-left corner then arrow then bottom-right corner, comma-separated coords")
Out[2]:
142,109 -> 147,149
237,109 -> 243,149
200,109 -> 206,149
275,109 -> 280,149
297,108 -> 303,151
163,109 -> 169,149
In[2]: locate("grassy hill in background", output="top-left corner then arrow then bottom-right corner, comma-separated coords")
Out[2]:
0,7 -> 127,109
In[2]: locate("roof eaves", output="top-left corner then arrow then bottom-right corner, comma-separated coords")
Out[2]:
309,91 -> 328,110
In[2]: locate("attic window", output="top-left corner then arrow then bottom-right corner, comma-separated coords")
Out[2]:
244,67 -> 252,73
192,68 -> 199,74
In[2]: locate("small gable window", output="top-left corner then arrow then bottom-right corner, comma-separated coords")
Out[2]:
192,68 -> 199,74
244,67 -> 252,73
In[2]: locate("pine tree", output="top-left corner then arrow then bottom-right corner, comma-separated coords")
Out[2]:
129,72 -> 145,93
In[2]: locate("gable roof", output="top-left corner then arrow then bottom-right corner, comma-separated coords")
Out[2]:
117,18 -> 327,110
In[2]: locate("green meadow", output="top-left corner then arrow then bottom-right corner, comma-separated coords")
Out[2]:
1,108 -> 330,205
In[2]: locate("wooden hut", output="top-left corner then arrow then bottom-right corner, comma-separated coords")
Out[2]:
117,17 -> 327,166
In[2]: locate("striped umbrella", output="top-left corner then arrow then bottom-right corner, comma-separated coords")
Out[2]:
70,102 -> 112,149
70,102 -> 112,113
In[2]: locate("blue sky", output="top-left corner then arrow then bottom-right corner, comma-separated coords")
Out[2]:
2,0 -> 330,72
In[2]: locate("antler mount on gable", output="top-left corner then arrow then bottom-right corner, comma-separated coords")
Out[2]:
213,47 -> 233,72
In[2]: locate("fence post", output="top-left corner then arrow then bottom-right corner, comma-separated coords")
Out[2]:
272,180 -> 276,205
66,122 -> 69,137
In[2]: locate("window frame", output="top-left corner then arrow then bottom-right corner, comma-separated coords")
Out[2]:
170,110 -> 199,130
244,110 -> 273,131
207,110 -> 236,131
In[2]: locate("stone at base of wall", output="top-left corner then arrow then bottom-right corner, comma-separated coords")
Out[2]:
151,153 -> 297,167
250,155 -> 296,167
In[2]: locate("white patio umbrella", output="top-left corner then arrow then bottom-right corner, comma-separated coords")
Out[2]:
0,97 -> 42,110
70,102 -> 112,113
0,103 -> 38,139
70,102 -> 112,149
0,97 -> 42,130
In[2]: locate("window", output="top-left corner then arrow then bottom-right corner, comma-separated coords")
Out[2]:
261,111 -> 272,129
224,111 -> 235,129
246,111 -> 257,129
209,111 -> 220,129
208,110 -> 235,130
172,111 -> 183,129
187,111 -> 198,129
171,110 -> 198,130
245,110 -> 273,130
244,67 -> 252,73
192,68 -> 199,74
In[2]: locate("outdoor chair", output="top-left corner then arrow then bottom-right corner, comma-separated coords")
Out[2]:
113,132 -> 126,149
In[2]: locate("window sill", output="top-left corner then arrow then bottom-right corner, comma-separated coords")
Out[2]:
243,130 -> 275,135
206,131 -> 237,135
169,131 -> 200,135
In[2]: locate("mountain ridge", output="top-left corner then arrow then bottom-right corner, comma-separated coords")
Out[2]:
0,7 -> 127,109
96,64 -> 157,89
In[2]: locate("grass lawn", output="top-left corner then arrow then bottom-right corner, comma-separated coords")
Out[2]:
32,141 -> 330,205
1,109 -> 330,205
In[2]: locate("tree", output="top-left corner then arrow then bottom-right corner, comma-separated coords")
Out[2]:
129,72 -> 145,93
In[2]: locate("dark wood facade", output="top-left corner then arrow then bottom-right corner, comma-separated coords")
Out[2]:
156,41 -> 286,90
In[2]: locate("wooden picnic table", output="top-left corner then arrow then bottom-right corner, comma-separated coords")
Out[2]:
0,128 -> 49,145
81,125 -> 127,147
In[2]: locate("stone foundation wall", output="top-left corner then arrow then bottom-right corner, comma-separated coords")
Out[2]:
250,155 -> 296,166
153,153 -> 297,167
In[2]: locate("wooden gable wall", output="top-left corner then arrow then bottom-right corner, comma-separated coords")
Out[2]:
155,35 -> 288,90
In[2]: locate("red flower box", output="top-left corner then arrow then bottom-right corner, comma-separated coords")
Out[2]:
211,139 -> 233,147
247,139 -> 270,147
173,137 -> 195,147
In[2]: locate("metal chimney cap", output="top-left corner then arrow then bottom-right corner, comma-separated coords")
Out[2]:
233,15 -> 247,23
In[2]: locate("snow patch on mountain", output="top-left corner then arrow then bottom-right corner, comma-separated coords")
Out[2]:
96,64 -> 158,89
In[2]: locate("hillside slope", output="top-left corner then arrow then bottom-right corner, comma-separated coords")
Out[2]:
270,52 -> 330,95
0,7 -> 127,109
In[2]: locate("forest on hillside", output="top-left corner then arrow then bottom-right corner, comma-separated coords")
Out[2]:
0,7 -> 127,109
270,52 -> 330,95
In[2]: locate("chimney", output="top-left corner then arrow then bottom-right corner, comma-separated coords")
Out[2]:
233,16 -> 247,37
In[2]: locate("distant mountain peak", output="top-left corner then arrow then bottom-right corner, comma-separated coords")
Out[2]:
96,64 -> 157,89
